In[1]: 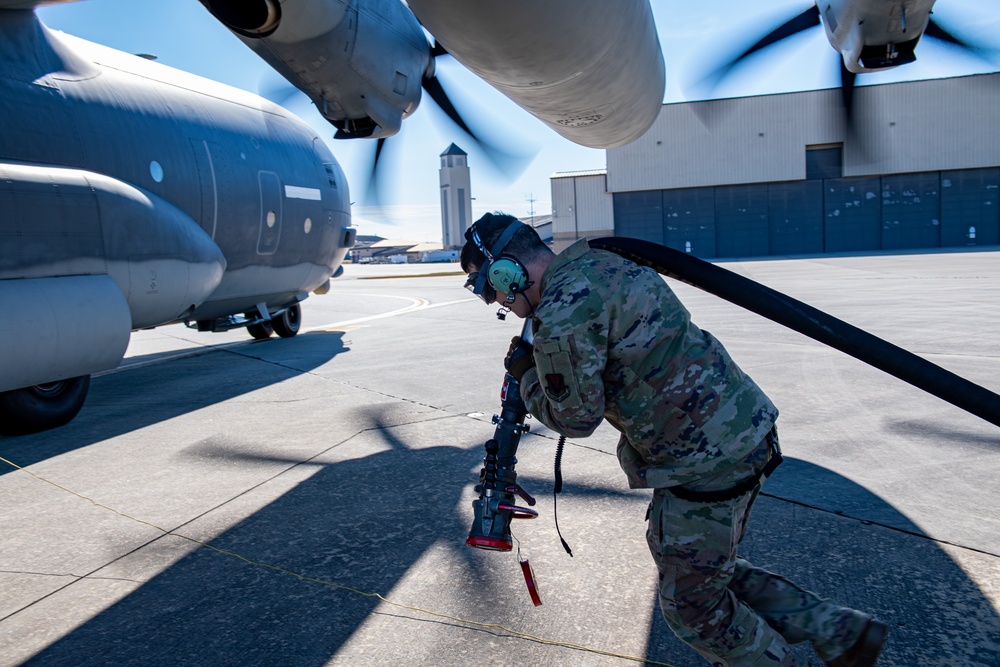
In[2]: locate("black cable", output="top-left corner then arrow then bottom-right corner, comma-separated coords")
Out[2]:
553,434 -> 573,556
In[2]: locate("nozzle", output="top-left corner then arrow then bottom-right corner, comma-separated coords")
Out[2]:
466,534 -> 513,551
466,497 -> 513,551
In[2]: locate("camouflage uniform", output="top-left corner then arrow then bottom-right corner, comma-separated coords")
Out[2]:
519,240 -> 869,666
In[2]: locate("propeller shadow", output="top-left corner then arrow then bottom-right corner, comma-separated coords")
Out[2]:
14,407 -> 643,666
7,399 -> 1000,665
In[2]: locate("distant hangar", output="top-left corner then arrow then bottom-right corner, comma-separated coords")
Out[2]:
550,72 -> 1000,257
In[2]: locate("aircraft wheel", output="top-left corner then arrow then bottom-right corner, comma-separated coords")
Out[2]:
0,375 -> 91,435
272,304 -> 301,338
246,318 -> 273,340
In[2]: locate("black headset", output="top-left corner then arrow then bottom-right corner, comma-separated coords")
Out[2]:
464,220 -> 530,304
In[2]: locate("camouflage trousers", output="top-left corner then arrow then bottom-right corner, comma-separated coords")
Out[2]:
645,431 -> 868,666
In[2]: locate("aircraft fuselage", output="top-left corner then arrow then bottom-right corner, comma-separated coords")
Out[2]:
0,9 -> 352,332
0,8 -> 352,428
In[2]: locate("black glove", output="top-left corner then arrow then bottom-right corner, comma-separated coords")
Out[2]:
504,336 -> 535,381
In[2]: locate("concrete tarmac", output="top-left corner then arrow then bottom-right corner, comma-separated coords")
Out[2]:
1,250 -> 999,666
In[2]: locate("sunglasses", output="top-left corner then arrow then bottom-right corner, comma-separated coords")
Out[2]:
464,271 -> 497,305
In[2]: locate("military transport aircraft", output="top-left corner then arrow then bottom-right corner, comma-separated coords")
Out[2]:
0,0 -> 666,435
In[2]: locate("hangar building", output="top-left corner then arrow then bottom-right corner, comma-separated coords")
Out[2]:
550,72 -> 1000,257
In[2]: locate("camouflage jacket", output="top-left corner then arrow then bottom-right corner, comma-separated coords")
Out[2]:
520,239 -> 778,489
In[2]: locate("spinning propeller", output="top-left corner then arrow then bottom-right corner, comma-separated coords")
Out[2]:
261,41 -> 533,209
695,3 -> 996,133
360,42 -> 533,207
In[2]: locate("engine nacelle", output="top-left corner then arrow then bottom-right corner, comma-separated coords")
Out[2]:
0,1 -> 82,9
199,0 -> 430,139
194,0 -> 281,37
822,0 -> 932,74
0,275 -> 130,393
407,0 -> 665,148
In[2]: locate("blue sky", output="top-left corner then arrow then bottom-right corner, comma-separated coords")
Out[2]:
37,0 -> 1000,242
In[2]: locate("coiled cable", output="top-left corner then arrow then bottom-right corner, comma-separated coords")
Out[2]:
553,434 -> 573,556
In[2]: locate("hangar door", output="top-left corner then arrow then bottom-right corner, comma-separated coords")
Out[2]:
940,168 -> 1000,247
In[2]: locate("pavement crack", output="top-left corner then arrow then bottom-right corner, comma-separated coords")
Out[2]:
760,492 -> 1000,560
0,569 -> 143,584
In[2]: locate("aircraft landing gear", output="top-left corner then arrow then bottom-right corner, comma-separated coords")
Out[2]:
272,303 -> 301,338
0,376 -> 91,435
199,304 -> 302,340
245,316 -> 274,340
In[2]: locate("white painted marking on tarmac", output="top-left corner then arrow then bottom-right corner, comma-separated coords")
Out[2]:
303,296 -> 428,331
302,295 -> 476,331
414,297 -> 477,310
103,295 -> 476,375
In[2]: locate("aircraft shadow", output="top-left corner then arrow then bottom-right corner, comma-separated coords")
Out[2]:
16,410 -> 645,666
6,389 -> 999,665
0,331 -> 348,473
643,458 -> 1000,666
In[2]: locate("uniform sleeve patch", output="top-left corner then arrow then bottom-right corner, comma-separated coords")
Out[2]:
544,373 -> 570,402
534,336 -> 584,408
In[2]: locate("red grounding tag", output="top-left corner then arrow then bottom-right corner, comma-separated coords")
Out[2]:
519,557 -> 542,606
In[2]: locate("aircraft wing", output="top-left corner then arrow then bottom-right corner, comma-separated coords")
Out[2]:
197,0 -> 665,149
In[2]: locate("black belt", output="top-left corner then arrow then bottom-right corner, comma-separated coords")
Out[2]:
667,429 -> 782,504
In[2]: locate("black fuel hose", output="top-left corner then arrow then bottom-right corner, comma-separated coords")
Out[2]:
589,237 -> 1000,429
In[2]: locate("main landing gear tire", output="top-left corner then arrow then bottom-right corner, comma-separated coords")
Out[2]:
246,315 -> 274,340
0,375 -> 91,435
272,304 -> 301,338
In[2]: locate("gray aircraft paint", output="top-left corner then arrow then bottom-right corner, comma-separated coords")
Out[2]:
0,9 -> 352,392
0,0 -> 666,430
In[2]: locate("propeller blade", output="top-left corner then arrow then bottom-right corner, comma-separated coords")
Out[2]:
924,17 -> 997,61
837,61 -> 868,159
429,40 -> 449,58
737,5 -> 822,60
700,5 -> 821,89
839,60 -> 857,130
362,42 -> 536,213
924,17 -> 972,49
258,73 -> 306,109
363,137 -> 387,206
421,72 -> 533,178
422,73 -> 476,139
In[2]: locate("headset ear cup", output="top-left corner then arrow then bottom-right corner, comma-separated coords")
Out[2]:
488,257 -> 527,294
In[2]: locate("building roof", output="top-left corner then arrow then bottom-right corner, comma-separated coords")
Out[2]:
407,242 -> 446,253
370,239 -> 420,248
551,169 -> 607,179
440,143 -> 467,157
527,214 -> 553,228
